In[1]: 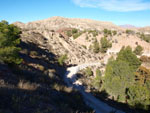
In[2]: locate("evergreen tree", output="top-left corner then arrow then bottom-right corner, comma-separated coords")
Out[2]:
117,46 -> 141,70
127,84 -> 150,110
104,59 -> 135,101
0,20 -> 22,64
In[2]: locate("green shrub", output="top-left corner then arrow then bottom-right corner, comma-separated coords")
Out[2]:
66,30 -> 72,37
58,54 -> 67,65
92,39 -> 100,53
72,28 -> 78,34
140,33 -> 150,43
85,67 -> 93,76
103,29 -> 112,36
66,28 -> 83,39
134,45 -> 143,55
100,37 -> 112,53
0,46 -> 22,64
88,30 -> 99,37
82,45 -> 87,49
112,30 -> 117,35
73,32 -> 82,39
126,29 -> 134,35
92,69 -> 102,90
96,69 -> 102,77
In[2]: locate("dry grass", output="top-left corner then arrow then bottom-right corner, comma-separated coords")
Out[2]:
28,63 -> 45,71
18,80 -> 39,90
52,83 -> 73,93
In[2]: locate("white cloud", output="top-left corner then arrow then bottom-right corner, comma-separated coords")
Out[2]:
72,0 -> 150,12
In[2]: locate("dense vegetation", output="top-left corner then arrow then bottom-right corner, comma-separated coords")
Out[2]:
116,46 -> 141,70
0,20 -> 22,64
104,46 -> 150,111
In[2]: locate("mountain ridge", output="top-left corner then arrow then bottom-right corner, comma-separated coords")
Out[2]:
13,16 -> 150,32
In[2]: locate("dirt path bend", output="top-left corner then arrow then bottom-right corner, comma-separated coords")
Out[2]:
64,63 -> 125,113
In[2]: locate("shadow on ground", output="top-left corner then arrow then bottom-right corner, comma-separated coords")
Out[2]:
0,41 -> 93,113
91,90 -> 149,113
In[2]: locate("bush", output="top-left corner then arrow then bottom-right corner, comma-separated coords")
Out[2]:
140,33 -> 150,43
72,28 -> 78,34
92,39 -> 100,53
112,30 -> 117,36
134,45 -> 143,55
91,69 -> 102,89
103,29 -> 112,37
92,74 -> 102,90
0,46 -> 22,64
82,45 -> 87,49
66,30 -> 72,37
66,28 -> 82,39
73,32 -> 82,39
126,29 -> 135,35
100,37 -> 112,53
96,69 -> 102,77
58,54 -> 67,66
85,67 -> 93,76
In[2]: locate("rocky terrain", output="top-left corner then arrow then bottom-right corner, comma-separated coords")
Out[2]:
14,16 -> 121,31
0,16 -> 148,113
14,16 -> 150,66
0,33 -> 94,113
0,16 -> 150,113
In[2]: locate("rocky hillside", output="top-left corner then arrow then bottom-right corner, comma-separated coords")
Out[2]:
13,17 -> 150,66
14,16 -> 121,31
0,21 -> 94,113
0,36 -> 93,113
1,17 -> 150,113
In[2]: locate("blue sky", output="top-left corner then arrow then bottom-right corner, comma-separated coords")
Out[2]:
0,0 -> 150,27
